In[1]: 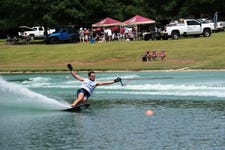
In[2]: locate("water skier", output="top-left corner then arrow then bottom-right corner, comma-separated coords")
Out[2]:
67,64 -> 121,107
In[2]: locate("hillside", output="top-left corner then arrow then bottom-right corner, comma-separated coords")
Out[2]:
0,32 -> 225,72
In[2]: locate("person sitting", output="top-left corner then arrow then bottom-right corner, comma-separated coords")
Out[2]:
24,35 -> 31,44
142,50 -> 151,62
152,50 -> 158,60
12,36 -> 19,45
160,50 -> 166,60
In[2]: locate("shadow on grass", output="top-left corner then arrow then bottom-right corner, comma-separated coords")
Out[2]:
3,39 -> 79,45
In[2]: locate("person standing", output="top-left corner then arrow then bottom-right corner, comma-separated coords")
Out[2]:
79,28 -> 84,43
84,28 -> 90,43
107,27 -> 112,42
119,26 -> 125,41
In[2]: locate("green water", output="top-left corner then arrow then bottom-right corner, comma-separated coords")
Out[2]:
0,71 -> 225,149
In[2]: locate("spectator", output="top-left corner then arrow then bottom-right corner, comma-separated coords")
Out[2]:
84,28 -> 90,43
119,26 -> 125,41
23,35 -> 31,44
102,27 -> 107,41
12,36 -> 19,44
111,26 -> 119,40
94,31 -> 102,41
6,35 -> 12,45
160,50 -> 166,60
152,50 -> 158,60
107,27 -> 112,42
79,28 -> 84,43
142,50 -> 151,62
125,26 -> 129,41
128,28 -> 134,41
133,25 -> 138,40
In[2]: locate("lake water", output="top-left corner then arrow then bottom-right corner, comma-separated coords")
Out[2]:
0,71 -> 225,150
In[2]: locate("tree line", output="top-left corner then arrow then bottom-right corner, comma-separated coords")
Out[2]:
0,0 -> 224,35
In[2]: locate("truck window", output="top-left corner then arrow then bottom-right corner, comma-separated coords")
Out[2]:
39,27 -> 43,31
68,28 -> 75,34
187,21 -> 200,25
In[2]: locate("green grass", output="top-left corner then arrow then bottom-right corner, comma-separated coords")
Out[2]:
0,32 -> 225,72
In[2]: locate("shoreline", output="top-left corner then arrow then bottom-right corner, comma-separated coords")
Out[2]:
0,69 -> 225,74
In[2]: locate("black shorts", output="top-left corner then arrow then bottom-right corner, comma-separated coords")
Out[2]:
77,88 -> 90,99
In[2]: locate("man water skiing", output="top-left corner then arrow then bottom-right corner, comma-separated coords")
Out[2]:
67,64 -> 121,107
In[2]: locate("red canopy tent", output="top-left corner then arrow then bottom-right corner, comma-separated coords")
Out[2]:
92,17 -> 123,27
123,15 -> 155,25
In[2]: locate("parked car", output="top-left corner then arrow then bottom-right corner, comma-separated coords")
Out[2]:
18,26 -> 55,40
18,26 -> 35,39
161,19 -> 212,40
201,19 -> 225,32
46,26 -> 79,44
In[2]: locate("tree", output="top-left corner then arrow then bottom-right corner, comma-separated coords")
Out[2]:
0,0 -> 224,34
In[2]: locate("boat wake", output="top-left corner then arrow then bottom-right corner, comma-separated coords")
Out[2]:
0,77 -> 69,112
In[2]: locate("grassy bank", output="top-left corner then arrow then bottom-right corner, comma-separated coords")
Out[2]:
0,32 -> 225,72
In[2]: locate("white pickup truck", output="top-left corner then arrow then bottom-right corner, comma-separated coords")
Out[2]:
18,26 -> 55,40
202,19 -> 225,32
161,19 -> 212,40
